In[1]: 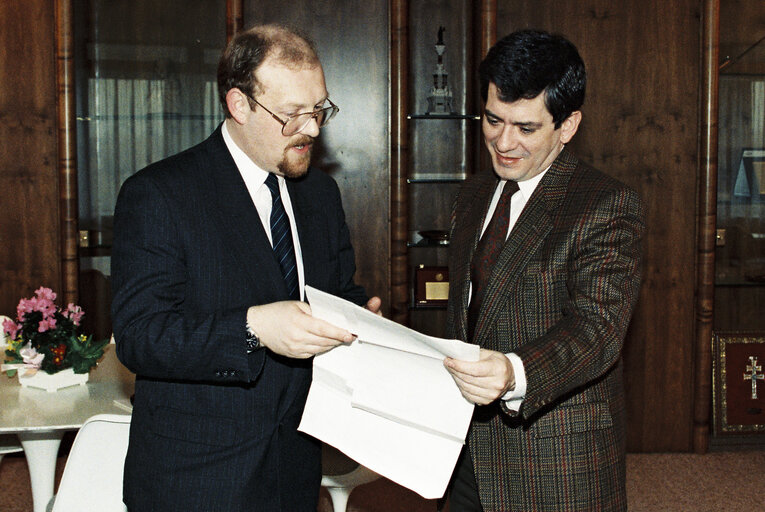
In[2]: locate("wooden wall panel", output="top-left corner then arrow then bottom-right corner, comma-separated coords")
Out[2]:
496,0 -> 701,452
243,0 -> 391,308
0,0 -> 60,313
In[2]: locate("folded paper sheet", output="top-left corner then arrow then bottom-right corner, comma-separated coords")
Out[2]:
298,286 -> 479,499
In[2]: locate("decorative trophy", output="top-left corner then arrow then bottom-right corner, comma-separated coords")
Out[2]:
426,26 -> 455,114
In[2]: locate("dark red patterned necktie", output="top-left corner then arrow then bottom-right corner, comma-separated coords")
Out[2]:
467,180 -> 519,339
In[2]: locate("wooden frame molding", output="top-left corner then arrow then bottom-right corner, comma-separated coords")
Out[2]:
479,0 -> 496,57
694,0 -> 720,454
55,0 -> 79,305
390,0 -> 409,325
227,0 -> 244,42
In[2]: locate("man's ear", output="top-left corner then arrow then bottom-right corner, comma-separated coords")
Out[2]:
559,111 -> 582,144
226,88 -> 251,125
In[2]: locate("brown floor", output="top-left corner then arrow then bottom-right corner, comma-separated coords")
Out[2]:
1,450 -> 764,511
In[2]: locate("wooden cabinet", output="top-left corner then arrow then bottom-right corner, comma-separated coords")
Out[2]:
72,0 -> 226,340
407,113 -> 479,337
711,0 -> 765,448
389,0 -> 495,336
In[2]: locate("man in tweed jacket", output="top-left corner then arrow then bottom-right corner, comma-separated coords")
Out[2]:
443,30 -> 645,511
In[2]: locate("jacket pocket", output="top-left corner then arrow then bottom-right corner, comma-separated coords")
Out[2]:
529,402 -> 613,439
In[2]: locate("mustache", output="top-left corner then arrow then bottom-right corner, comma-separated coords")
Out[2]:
290,135 -> 314,148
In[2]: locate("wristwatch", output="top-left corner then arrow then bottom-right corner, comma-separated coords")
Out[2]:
245,324 -> 261,353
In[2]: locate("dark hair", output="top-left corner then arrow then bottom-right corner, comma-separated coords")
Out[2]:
217,24 -> 320,118
479,29 -> 586,128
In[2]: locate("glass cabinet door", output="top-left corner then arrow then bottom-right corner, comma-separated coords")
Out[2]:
714,22 -> 765,331
74,0 -> 226,338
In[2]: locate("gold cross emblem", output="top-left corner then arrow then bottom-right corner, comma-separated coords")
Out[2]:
744,356 -> 764,399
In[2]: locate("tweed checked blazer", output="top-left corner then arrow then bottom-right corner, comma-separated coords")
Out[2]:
446,149 -> 645,512
111,125 -> 367,512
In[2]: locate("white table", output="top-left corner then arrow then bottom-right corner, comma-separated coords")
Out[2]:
0,345 -> 134,512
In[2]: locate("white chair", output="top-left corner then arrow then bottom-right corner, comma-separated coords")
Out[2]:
0,319 -> 24,468
48,414 -> 131,512
321,444 -> 380,512
0,434 -> 23,464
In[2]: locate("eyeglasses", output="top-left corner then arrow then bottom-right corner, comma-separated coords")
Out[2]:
242,90 -> 339,136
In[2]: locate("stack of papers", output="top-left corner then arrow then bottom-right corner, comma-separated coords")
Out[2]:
298,286 -> 479,499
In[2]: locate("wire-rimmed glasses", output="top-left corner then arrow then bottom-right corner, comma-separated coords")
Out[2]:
242,90 -> 339,136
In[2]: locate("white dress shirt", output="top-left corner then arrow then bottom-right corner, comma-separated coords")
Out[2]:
221,121 -> 306,300
476,166 -> 550,412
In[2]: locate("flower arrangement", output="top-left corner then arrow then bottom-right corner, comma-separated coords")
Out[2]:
2,287 -> 108,377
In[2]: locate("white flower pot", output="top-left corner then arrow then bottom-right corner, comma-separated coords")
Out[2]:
18,368 -> 89,392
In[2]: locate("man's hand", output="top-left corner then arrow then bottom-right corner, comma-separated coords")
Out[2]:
443,348 -> 515,405
365,296 -> 383,316
247,301 -> 354,359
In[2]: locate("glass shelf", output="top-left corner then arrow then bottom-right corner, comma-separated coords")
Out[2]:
407,113 -> 480,120
77,113 -> 221,121
408,173 -> 466,183
715,280 -> 765,287
409,302 -> 447,310
407,239 -> 449,248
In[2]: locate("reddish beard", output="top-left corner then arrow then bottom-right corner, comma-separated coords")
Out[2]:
278,135 -> 314,178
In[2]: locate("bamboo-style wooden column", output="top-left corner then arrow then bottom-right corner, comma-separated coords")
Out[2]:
55,0 -> 79,305
477,0 -> 496,174
227,0 -> 244,43
479,0 -> 496,57
390,0 -> 409,325
693,0 -> 720,454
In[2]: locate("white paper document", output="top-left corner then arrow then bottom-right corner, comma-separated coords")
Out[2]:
298,286 -> 480,499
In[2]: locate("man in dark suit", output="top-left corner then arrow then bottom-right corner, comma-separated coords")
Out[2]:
443,30 -> 645,511
111,24 -> 379,511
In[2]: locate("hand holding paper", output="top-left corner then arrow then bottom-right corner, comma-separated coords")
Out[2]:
444,348 -> 516,405
246,300 -> 354,358
298,286 -> 479,499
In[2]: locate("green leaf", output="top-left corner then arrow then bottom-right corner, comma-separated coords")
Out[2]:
66,335 -> 109,374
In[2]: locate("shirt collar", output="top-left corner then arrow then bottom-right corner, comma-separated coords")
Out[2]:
516,166 -> 548,199
222,120 -> 270,186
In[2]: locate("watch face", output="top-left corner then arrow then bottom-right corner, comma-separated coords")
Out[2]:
246,327 -> 261,352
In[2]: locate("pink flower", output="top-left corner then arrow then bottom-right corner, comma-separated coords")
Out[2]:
16,288 -> 58,323
63,303 -> 85,325
35,287 -> 57,303
34,289 -> 57,316
17,298 -> 35,319
37,316 -> 57,333
2,318 -> 20,340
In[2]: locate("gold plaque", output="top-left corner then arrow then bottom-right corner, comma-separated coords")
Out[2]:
415,265 -> 449,305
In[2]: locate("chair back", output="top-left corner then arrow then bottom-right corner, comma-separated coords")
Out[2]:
50,413 -> 131,512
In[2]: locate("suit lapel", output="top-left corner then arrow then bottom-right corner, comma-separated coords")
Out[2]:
206,127 -> 287,296
450,173 -> 497,342
472,149 -> 577,342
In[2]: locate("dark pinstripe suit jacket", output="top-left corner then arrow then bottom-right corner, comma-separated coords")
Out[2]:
111,126 -> 367,511
446,149 -> 645,512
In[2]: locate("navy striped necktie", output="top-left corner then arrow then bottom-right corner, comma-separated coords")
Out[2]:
264,173 -> 299,300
